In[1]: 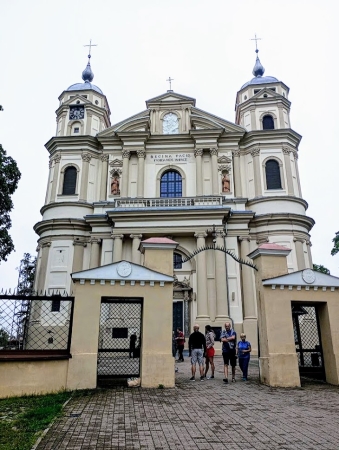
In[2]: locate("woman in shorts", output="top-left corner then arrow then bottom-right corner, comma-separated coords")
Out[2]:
204,325 -> 215,379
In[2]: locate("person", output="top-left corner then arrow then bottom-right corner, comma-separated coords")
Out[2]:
204,325 -> 215,379
175,327 -> 185,362
172,331 -> 177,358
237,333 -> 251,381
129,333 -> 137,358
188,324 -> 206,381
220,322 -> 237,384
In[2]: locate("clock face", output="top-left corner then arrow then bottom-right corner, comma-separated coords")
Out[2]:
302,269 -> 315,284
163,112 -> 179,134
117,261 -> 132,278
69,106 -> 85,120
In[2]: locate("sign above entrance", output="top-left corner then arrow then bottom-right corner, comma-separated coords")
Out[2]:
149,154 -> 192,163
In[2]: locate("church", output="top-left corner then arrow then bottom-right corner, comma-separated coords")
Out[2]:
33,47 -> 315,351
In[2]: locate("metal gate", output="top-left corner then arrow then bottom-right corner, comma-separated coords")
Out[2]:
292,303 -> 325,381
97,298 -> 142,382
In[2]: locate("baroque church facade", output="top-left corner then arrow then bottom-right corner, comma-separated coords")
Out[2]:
33,51 -> 314,350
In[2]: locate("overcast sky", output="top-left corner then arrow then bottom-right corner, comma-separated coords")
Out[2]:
0,0 -> 338,287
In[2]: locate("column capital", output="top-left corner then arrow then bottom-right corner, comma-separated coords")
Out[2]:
282,146 -> 293,155
81,153 -> 92,163
215,229 -> 226,239
130,234 -> 143,240
210,147 -> 218,156
250,147 -> 260,157
194,148 -> 203,157
194,231 -> 207,239
137,149 -> 146,159
53,154 -> 61,164
122,150 -> 131,159
232,149 -> 241,157
49,159 -> 53,169
293,237 -> 305,244
238,236 -> 251,243
41,241 -> 52,248
292,150 -> 299,160
306,240 -> 312,246
100,154 -> 109,162
90,237 -> 102,245
111,234 -> 124,240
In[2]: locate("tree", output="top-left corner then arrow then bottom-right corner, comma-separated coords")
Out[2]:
0,144 -> 21,262
0,328 -> 9,347
331,231 -> 339,257
16,253 -> 37,294
313,264 -> 330,275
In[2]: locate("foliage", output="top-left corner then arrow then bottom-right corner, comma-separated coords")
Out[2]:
331,231 -> 339,256
0,328 -> 9,347
0,144 -> 21,263
313,264 -> 330,275
16,253 -> 37,295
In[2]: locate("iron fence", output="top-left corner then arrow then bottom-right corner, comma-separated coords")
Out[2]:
0,291 -> 74,359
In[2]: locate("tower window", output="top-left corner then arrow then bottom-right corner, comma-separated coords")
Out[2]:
265,159 -> 282,189
62,166 -> 77,195
173,253 -> 182,269
160,170 -> 182,197
254,89 -> 260,94
74,127 -> 79,133
263,115 -> 275,130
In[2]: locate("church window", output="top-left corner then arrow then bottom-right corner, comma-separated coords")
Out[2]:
160,170 -> 182,197
74,127 -> 79,133
269,88 -> 276,92
254,89 -> 260,94
163,113 -> 179,134
62,166 -> 77,195
51,299 -> 61,312
263,115 -> 274,130
265,159 -> 282,189
173,253 -> 182,269
263,94 -> 268,98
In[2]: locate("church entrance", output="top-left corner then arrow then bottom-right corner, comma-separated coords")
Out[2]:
97,298 -> 142,385
173,301 -> 183,333
292,303 -> 325,381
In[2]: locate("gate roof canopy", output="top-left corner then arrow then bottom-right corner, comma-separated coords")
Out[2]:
71,260 -> 174,282
263,269 -> 339,288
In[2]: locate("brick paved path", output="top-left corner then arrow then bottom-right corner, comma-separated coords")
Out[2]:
36,357 -> 339,450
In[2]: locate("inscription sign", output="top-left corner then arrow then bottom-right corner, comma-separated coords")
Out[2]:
149,154 -> 192,163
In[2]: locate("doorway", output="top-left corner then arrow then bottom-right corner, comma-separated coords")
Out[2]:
173,301 -> 183,333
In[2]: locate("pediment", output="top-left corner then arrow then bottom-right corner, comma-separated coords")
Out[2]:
191,108 -> 246,133
146,91 -> 196,107
62,94 -> 91,107
71,260 -> 174,282
109,158 -> 123,167
263,269 -> 339,288
98,110 -> 150,136
217,155 -> 232,164
252,87 -> 281,100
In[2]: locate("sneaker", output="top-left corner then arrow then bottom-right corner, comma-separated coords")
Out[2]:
223,378 -> 228,384
232,378 -> 236,383
207,375 -> 214,380
189,376 -> 195,381
175,367 -> 179,373
200,376 -> 205,381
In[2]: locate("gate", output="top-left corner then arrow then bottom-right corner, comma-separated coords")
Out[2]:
97,298 -> 142,383
292,303 -> 325,381
173,301 -> 183,333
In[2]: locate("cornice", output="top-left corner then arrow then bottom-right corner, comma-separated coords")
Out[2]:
34,218 -> 91,235
190,128 -> 224,140
45,135 -> 101,154
249,212 -> 315,232
247,195 -> 309,211
227,211 -> 255,225
239,128 -> 302,148
40,201 -> 94,215
237,95 -> 291,112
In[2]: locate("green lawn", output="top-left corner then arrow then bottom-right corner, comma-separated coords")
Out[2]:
0,391 -> 72,450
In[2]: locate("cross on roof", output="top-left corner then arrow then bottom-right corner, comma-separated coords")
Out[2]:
166,76 -> 174,91
84,39 -> 97,58
251,34 -> 262,53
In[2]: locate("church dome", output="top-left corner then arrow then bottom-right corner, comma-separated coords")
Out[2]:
65,54 -> 103,95
241,52 -> 279,89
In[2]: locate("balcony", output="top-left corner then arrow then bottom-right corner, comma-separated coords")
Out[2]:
114,196 -> 224,208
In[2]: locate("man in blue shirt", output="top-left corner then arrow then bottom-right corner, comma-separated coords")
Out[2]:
220,322 -> 237,384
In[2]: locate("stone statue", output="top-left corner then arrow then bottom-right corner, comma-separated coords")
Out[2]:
222,174 -> 230,193
111,176 -> 120,195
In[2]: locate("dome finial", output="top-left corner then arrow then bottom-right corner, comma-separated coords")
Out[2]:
82,39 -> 97,83
250,34 -> 265,77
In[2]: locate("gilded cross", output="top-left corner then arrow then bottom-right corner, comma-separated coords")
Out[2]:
166,76 -> 174,90
84,39 -> 97,57
250,34 -> 262,53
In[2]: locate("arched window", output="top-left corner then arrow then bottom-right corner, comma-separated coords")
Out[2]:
160,170 -> 182,197
62,166 -> 77,195
173,253 -> 182,269
263,115 -> 275,130
265,160 -> 282,189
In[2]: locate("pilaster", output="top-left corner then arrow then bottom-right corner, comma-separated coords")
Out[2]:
89,238 -> 101,269
294,237 -> 306,270
251,147 -> 262,197
232,150 -> 242,197
137,150 -> 146,198
79,153 -> 92,201
194,149 -> 203,196
121,150 -> 130,197
99,154 -> 109,201
49,154 -> 61,203
130,234 -> 143,264
210,148 -> 219,195
194,231 -> 209,319
282,147 -> 294,195
215,230 -> 229,319
112,234 -> 124,262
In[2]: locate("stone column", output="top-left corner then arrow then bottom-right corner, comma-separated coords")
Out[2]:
194,149 -> 203,196
215,230 -> 229,319
36,241 -> 51,294
293,151 -> 302,197
232,150 -> 242,197
112,234 -> 124,262
130,234 -> 143,264
89,238 -> 101,269
239,236 -> 257,349
306,240 -> 313,267
283,147 -> 294,195
194,231 -> 209,319
251,147 -> 262,197
45,159 -> 54,203
137,149 -> 146,198
210,148 -> 219,195
72,240 -> 87,273
278,106 -> 285,128
294,238 -> 306,270
79,153 -> 92,201
49,154 -> 61,203
99,154 -> 109,201
121,150 -> 130,197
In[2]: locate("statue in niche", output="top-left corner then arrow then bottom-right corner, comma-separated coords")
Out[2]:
111,176 -> 120,195
222,173 -> 230,193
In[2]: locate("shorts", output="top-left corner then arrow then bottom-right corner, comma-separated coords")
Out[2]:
206,347 -> 215,358
222,351 -> 237,367
191,349 -> 204,366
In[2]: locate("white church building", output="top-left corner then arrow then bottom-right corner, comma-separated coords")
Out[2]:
33,48 -> 314,349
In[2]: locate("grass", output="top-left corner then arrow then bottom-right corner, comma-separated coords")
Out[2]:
0,391 -> 72,450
